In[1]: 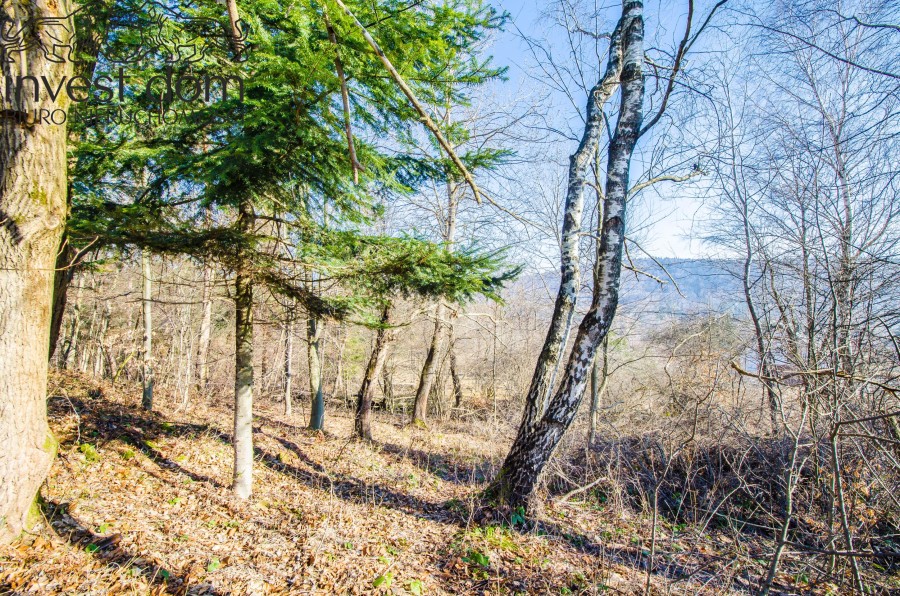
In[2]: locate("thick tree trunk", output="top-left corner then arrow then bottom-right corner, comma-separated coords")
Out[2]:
195,262 -> 213,391
518,19 -> 626,434
283,303 -> 294,417
232,199 -> 254,499
492,0 -> 644,510
354,305 -> 393,441
0,0 -> 73,544
141,249 -> 154,410
307,316 -> 325,430
411,310 -> 444,426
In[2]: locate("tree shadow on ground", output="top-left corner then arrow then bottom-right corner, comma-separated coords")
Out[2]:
41,499 -> 221,595
49,395 -> 226,489
376,441 -> 494,486
258,431 -> 461,524
47,392 -> 737,592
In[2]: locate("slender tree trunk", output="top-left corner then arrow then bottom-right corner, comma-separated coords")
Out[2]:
737,190 -> 780,432
355,305 -> 393,441
80,296 -> 98,373
307,316 -> 325,430
232,198 -> 254,499
283,303 -> 294,416
141,250 -> 154,410
449,329 -> 464,410
491,1 -> 643,510
93,301 -> 111,378
331,330 -> 347,400
62,276 -> 84,369
195,262 -> 213,391
412,310 -> 444,426
0,0 -> 73,543
588,336 -> 609,445
411,169 -> 461,427
382,365 -> 393,406
226,0 -> 253,502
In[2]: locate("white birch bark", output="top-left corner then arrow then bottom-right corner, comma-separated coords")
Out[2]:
518,17 -> 626,433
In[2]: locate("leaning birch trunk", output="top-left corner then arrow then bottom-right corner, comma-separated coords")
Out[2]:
232,198 -> 254,499
307,316 -> 325,430
355,305 -> 393,441
195,262 -> 213,392
491,0 -> 644,510
283,303 -> 294,416
0,0 -> 73,544
517,19 -> 625,434
141,249 -> 154,410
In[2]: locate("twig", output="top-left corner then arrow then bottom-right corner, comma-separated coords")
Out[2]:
555,475 -> 606,503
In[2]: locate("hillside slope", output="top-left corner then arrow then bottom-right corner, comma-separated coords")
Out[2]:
0,372 -> 835,595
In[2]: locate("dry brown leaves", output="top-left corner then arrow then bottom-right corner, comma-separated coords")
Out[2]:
0,371 -> 727,594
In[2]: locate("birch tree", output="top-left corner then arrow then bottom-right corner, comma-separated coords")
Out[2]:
492,0 -> 724,509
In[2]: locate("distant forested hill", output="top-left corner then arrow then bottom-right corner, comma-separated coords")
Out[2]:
618,258 -> 746,318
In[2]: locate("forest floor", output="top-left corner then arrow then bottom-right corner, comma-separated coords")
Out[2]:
0,371 -> 868,595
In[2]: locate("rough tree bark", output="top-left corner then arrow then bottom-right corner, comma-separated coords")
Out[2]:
307,316 -> 325,430
0,0 -> 74,543
141,249 -> 154,410
354,305 -> 394,441
518,18 -> 625,433
232,198 -> 254,499
48,6 -> 106,364
491,0 -> 644,510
